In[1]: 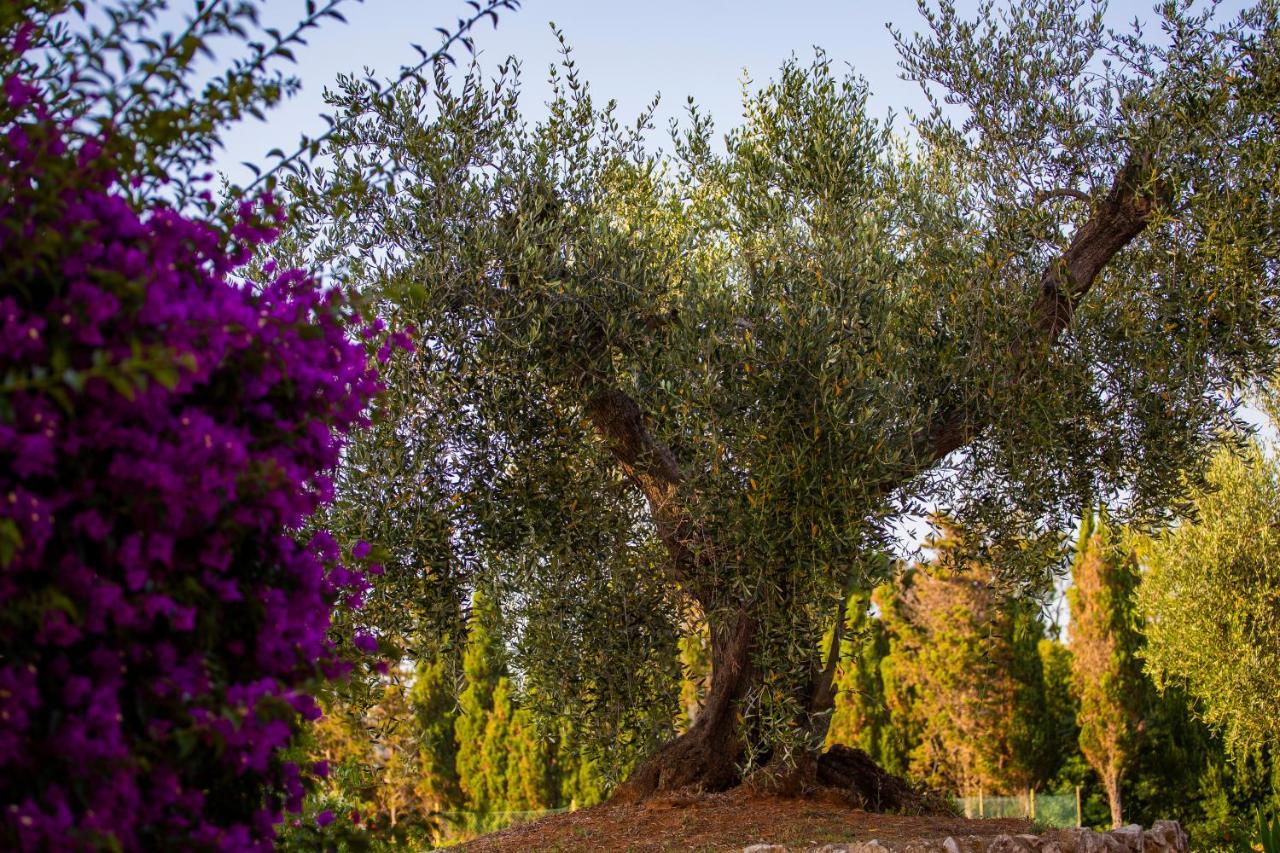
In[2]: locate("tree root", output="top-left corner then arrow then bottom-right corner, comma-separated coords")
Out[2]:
816,745 -> 955,815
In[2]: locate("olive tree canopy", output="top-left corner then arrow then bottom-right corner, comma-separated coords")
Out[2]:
296,0 -> 1280,795
1137,441 -> 1280,755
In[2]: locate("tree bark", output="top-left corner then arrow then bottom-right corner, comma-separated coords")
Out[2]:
614,610 -> 757,800
1104,770 -> 1124,829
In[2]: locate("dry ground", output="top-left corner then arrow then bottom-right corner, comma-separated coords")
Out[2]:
454,788 -> 1034,852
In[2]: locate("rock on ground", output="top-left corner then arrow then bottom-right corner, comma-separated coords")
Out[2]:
742,820 -> 1189,853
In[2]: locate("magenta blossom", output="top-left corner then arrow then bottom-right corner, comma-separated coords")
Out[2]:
0,70 -> 393,850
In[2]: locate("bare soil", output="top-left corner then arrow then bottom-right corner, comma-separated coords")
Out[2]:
454,788 -> 1034,852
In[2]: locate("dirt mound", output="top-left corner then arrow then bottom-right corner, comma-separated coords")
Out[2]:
454,787 -> 1032,852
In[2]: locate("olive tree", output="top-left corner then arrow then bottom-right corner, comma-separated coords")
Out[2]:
1137,441 -> 1280,755
295,0 -> 1280,797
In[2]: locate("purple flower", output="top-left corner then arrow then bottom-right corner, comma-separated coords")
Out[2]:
0,74 -> 380,850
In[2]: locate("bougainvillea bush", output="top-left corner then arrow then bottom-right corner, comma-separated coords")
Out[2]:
0,47 -> 389,853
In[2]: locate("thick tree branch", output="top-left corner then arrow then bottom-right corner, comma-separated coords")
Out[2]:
584,387 -> 711,602
585,387 -> 684,495
912,151 -> 1166,467
1032,153 -> 1164,339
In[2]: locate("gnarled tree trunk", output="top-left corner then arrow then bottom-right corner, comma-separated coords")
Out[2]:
615,610 -> 757,800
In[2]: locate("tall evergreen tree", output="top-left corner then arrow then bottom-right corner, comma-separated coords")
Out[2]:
879,524 -> 1050,797
410,652 -> 462,815
476,677 -> 514,822
826,590 -> 904,774
1037,637 -> 1080,787
555,719 -> 608,809
504,699 -> 554,812
1068,510 -> 1145,828
455,592 -> 508,823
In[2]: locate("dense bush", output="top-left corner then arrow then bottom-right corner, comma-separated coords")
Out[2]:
0,46 -> 388,850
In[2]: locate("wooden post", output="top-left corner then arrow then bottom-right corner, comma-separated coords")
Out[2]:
979,787 -> 985,818
1076,785 -> 1083,827
1030,787 -> 1036,821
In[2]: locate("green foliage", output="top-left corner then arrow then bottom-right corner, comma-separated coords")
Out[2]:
1137,442 -> 1280,755
1120,682 -> 1209,831
1255,810 -> 1280,853
10,0 -> 519,215
10,0 -> 331,213
283,590 -> 604,848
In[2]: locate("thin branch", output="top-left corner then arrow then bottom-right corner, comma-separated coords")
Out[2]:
1033,187 -> 1091,205
234,0 -> 519,203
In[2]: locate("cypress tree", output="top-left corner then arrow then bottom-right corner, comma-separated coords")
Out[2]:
555,719 -> 607,809
826,590 -> 901,773
504,701 -> 554,812
879,523 -> 1050,798
1067,509 -> 1145,828
477,677 -> 514,823
410,652 -> 462,814
455,591 -> 507,823
1037,637 -> 1080,786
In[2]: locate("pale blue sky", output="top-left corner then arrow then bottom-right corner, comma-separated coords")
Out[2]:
216,0 -> 1250,183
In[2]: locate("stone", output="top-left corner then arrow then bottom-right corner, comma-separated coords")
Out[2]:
1047,829 -> 1120,853
1050,828 -> 1087,852
1081,831 -> 1125,853
751,820 -> 1188,853
1110,824 -> 1144,852
1144,821 -> 1188,853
